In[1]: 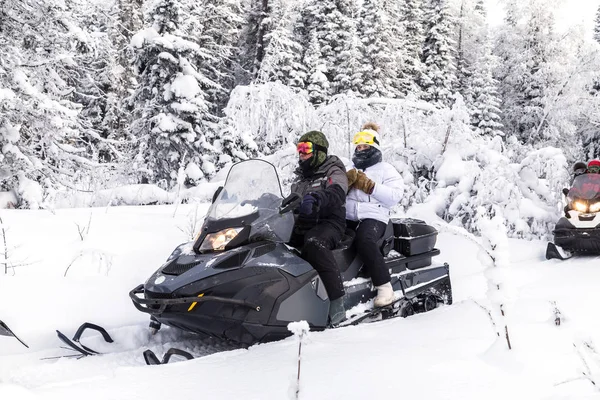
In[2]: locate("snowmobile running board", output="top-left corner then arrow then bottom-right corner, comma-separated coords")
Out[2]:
337,272 -> 448,328
55,322 -> 114,358
0,319 -> 29,348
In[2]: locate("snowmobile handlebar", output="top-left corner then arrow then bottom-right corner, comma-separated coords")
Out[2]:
129,285 -> 261,315
279,193 -> 302,215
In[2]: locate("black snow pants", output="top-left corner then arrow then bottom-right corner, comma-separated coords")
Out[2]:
290,222 -> 345,300
347,219 -> 391,287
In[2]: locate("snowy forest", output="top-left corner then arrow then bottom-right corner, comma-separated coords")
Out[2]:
2,0 -> 600,238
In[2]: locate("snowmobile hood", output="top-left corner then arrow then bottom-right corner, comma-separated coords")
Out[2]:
144,247 -> 247,294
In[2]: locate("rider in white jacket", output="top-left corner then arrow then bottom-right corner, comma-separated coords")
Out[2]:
346,122 -> 403,307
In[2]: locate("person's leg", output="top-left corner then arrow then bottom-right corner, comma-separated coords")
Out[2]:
354,219 -> 394,307
302,223 -> 345,300
354,219 -> 390,286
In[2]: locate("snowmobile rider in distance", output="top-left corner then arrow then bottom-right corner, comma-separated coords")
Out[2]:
346,122 -> 403,308
587,159 -> 600,174
564,160 -> 600,216
572,160 -> 600,180
289,130 -> 349,326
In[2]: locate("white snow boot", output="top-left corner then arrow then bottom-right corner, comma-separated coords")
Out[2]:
374,282 -> 395,308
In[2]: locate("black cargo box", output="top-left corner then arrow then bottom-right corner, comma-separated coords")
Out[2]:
391,218 -> 438,256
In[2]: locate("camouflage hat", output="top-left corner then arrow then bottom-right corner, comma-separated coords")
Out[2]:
298,130 -> 329,167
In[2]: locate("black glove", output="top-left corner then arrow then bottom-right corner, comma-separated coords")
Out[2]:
298,193 -> 320,216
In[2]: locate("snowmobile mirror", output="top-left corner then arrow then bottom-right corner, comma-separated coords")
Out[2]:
280,193 -> 301,214
212,186 -> 223,203
562,188 -> 570,196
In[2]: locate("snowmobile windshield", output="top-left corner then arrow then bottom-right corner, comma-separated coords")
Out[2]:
568,174 -> 600,201
208,160 -> 284,220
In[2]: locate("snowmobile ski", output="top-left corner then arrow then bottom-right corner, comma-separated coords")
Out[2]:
546,242 -> 573,260
143,348 -> 194,365
55,322 -> 114,358
0,319 -> 29,348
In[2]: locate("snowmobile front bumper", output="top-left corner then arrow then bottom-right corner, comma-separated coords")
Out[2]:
129,284 -> 261,315
553,228 -> 600,253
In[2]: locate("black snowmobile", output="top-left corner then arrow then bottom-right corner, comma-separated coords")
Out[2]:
547,173 -> 600,260
130,159 -> 452,345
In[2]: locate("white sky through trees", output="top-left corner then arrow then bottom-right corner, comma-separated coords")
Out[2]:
486,0 -> 600,34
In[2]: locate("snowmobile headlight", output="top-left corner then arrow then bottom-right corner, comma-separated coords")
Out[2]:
589,202 -> 600,213
200,228 -> 243,251
573,201 -> 588,213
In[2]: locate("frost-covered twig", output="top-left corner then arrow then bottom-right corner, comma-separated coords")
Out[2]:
64,249 -> 112,277
571,342 -> 598,388
75,213 -> 93,241
470,299 -> 499,336
288,321 -> 310,400
551,301 -> 563,326
177,205 -> 201,241
436,217 -> 513,350
0,215 -> 8,275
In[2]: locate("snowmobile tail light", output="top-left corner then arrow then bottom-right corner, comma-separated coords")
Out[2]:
573,201 -> 588,213
200,228 -> 243,252
589,202 -> 600,213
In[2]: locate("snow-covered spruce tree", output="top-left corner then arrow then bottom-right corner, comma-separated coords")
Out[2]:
0,0 -> 109,207
298,0 -> 359,100
383,0 -> 411,97
493,0 -> 523,139
494,0 -> 562,145
469,41 -> 503,136
256,3 -> 307,91
304,32 -> 331,105
595,5 -> 600,44
100,0 -> 145,159
454,0 -> 487,108
237,0 -> 277,85
401,0 -> 426,98
129,0 -> 216,187
421,0 -> 458,108
589,4 -> 600,98
356,0 -> 400,98
188,0 -> 243,116
331,0 -> 363,96
66,0 -> 134,166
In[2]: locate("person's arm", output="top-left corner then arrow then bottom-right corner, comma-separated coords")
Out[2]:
314,167 -> 348,216
370,165 -> 403,208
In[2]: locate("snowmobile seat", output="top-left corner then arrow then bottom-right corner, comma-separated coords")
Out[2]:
334,221 -> 394,281
333,229 -> 357,277
378,220 -> 394,257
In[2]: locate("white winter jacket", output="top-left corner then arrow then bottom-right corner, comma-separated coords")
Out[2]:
346,161 -> 403,223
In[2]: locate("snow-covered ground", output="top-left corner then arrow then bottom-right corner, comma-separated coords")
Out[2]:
1,204 -> 600,399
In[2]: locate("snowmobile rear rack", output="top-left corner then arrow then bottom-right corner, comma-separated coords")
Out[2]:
0,319 -> 28,348
129,284 -> 261,315
143,348 -> 194,365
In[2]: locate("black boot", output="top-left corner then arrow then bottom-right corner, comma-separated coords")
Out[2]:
329,297 -> 346,325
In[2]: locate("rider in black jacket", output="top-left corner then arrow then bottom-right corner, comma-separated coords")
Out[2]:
290,130 -> 348,325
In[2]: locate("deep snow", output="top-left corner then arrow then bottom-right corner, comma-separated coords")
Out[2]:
1,204 -> 600,399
